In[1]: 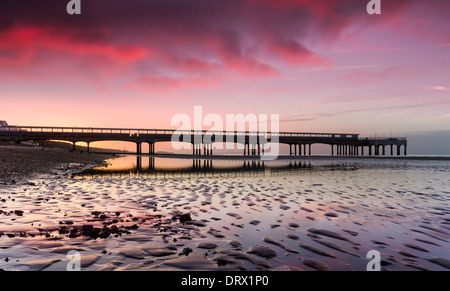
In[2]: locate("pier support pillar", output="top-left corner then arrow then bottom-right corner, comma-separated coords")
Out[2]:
136,142 -> 142,155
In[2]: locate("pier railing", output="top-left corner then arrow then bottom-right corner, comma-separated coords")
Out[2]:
0,125 -> 359,140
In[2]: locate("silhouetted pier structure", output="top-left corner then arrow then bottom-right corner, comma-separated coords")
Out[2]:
0,125 -> 407,156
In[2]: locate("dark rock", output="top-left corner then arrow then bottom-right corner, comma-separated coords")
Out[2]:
179,213 -> 192,223
69,228 -> 79,238
249,220 -> 260,226
217,259 -> 229,266
179,247 -> 193,256
89,228 -> 101,239
14,210 -> 24,216
99,230 -> 110,239
58,226 -> 69,234
81,225 -> 94,232
325,212 -> 338,218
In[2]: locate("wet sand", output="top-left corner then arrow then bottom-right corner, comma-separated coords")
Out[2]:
0,147 -> 449,271
0,144 -> 114,185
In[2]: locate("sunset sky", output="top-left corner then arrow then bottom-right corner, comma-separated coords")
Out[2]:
1,0 -> 449,153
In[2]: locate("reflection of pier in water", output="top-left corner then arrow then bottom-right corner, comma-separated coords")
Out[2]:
76,156 -> 313,179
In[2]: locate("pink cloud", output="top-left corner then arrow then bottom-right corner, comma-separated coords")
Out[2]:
0,24 -> 149,68
2,0 -> 449,97
267,39 -> 331,66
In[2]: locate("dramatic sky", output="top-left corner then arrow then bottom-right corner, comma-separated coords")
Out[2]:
1,0 -> 449,153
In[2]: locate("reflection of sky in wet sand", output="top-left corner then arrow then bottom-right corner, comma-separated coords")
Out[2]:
94,156 -> 248,171
1,158 -> 449,271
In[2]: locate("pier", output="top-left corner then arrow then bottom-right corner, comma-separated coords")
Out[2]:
0,125 -> 407,156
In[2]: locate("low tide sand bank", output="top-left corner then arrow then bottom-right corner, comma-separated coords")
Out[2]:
0,144 -> 114,185
0,145 -> 449,271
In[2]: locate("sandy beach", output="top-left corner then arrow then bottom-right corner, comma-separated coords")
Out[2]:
0,143 -> 114,185
1,145 -> 449,271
